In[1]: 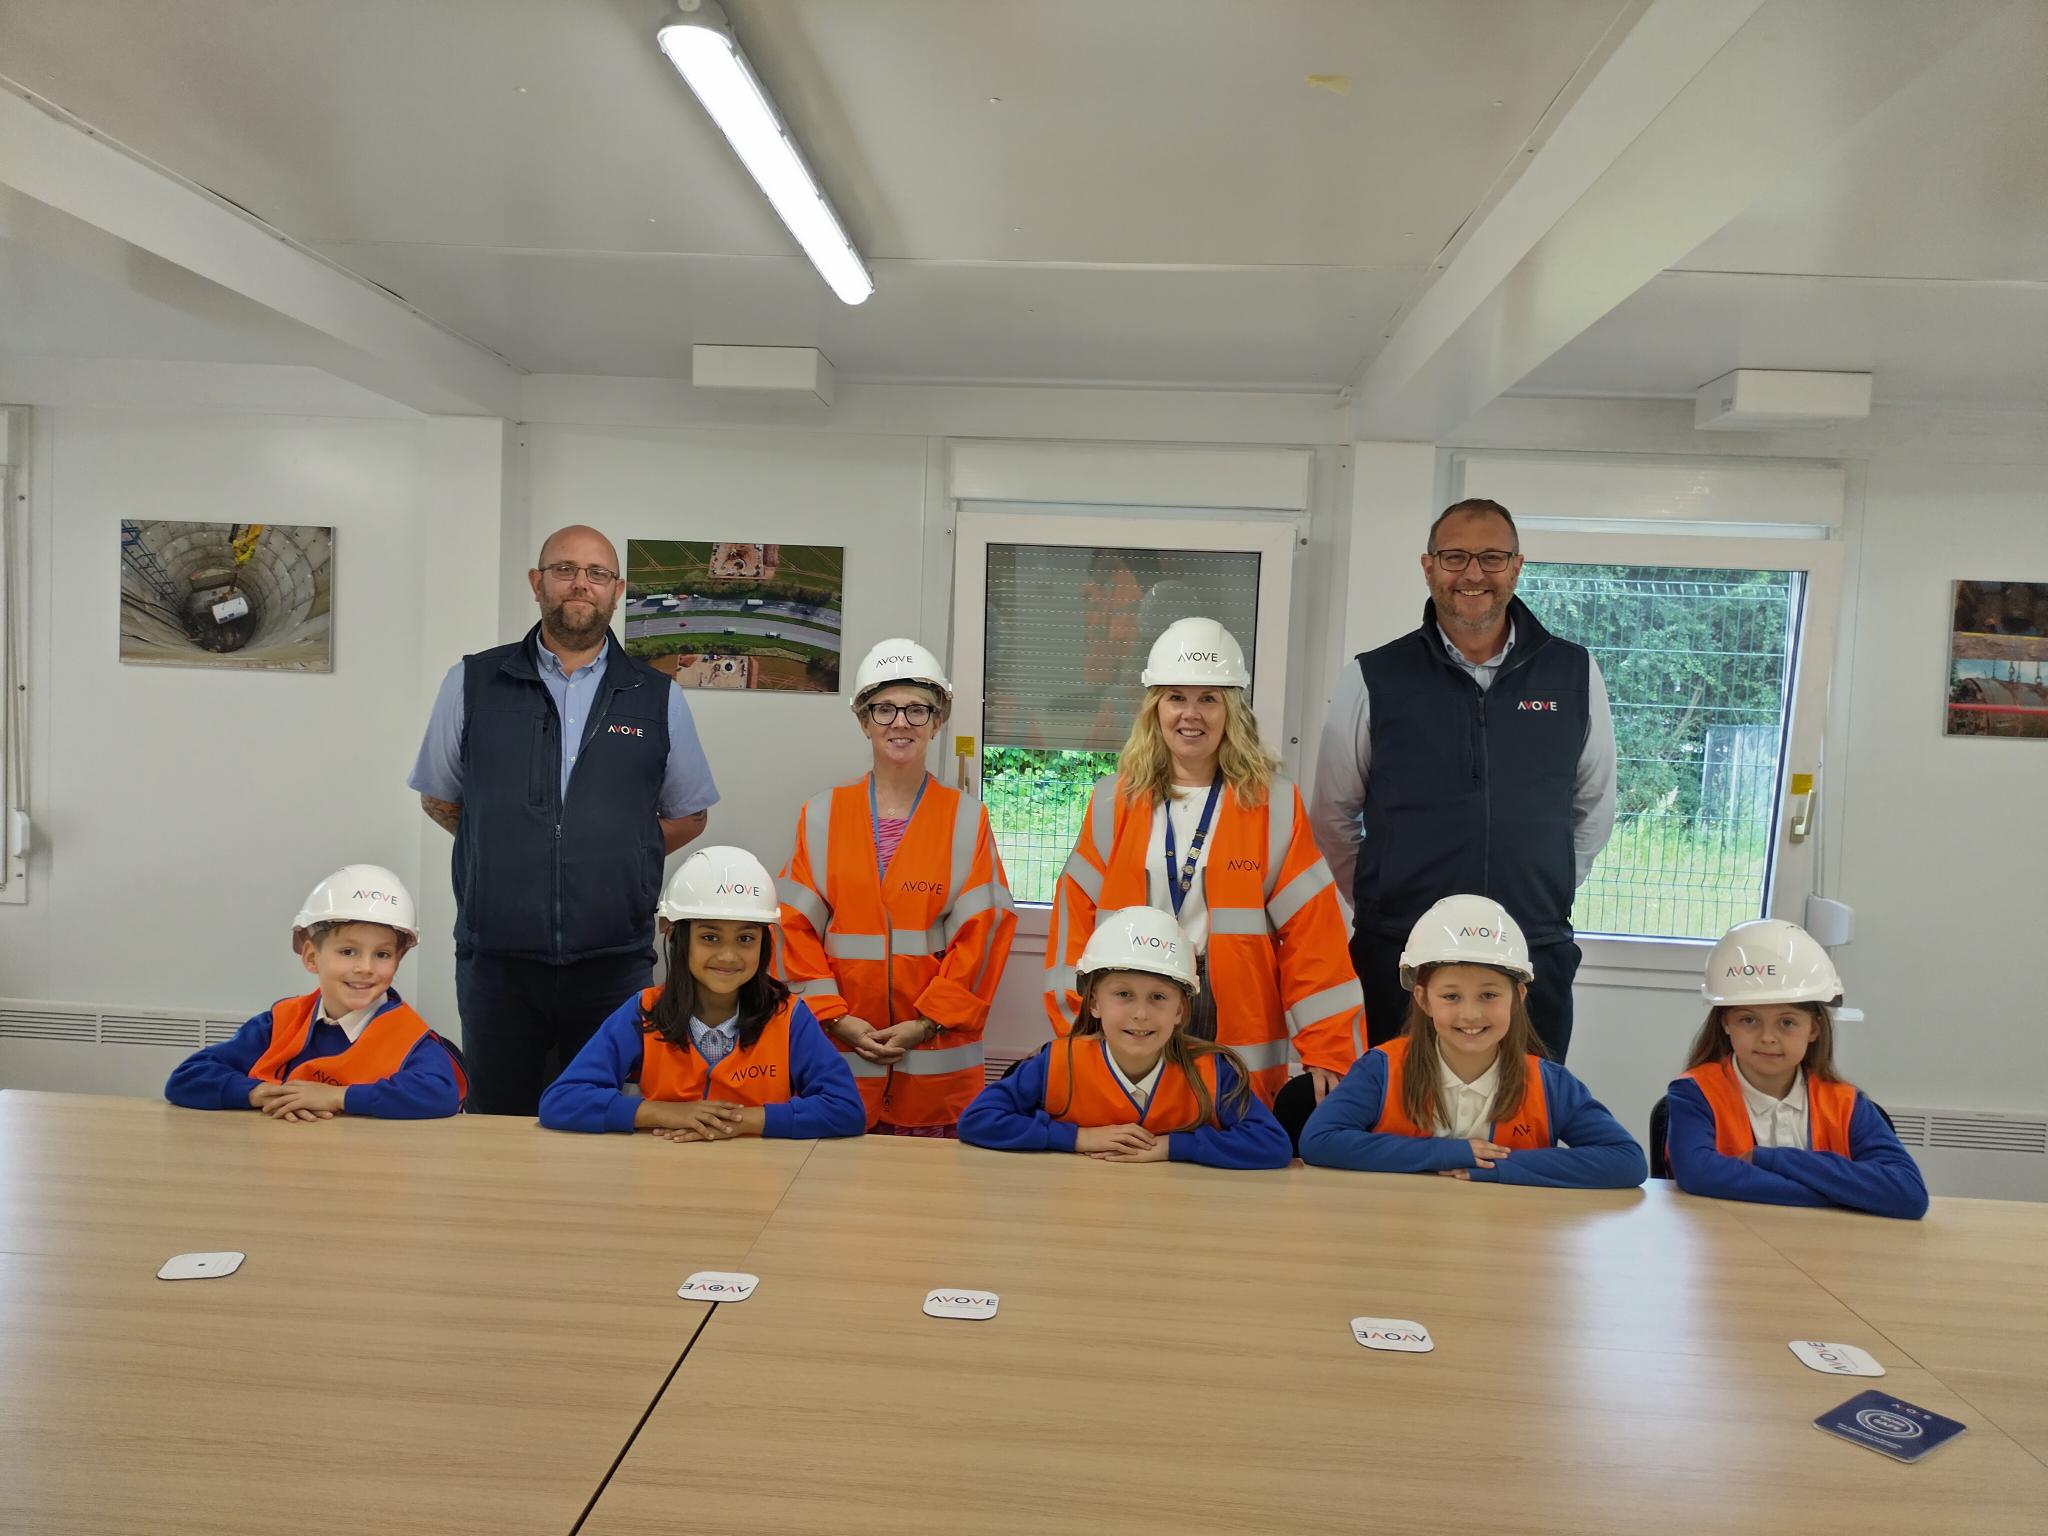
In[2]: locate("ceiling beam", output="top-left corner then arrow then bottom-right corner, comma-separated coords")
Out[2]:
0,81 -> 521,417
1348,0 -> 2016,441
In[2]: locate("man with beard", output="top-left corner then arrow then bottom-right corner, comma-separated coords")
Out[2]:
409,525 -> 717,1114
1309,499 -> 1614,1063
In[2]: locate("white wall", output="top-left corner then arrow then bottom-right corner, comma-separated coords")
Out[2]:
0,408 -> 504,1091
5,386 -> 2041,1200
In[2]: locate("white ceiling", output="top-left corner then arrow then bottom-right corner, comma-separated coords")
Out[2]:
0,0 -> 1627,387
2,0 -> 2044,407
1519,0 -> 2048,405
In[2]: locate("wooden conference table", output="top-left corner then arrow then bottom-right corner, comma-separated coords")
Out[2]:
3,1094 -> 2044,1535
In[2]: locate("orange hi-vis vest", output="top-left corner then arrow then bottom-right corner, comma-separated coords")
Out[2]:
1045,1037 -> 1221,1133
1371,1036 -> 1550,1148
632,988 -> 796,1106
777,773 -> 1018,1128
248,991 -> 465,1098
1045,774 -> 1363,1105
1680,1060 -> 1856,1157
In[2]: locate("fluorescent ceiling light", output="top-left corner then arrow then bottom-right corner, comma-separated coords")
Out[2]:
656,2 -> 874,306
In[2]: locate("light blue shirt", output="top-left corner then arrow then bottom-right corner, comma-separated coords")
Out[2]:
688,1014 -> 740,1068
408,635 -> 719,818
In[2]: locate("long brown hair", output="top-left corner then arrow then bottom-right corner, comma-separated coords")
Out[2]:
1115,686 -> 1281,810
641,921 -> 789,1053
1054,969 -> 1255,1130
1399,962 -> 1546,1132
1684,1003 -> 1841,1082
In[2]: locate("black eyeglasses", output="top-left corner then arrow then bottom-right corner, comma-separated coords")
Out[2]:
1427,548 -> 1518,573
539,561 -> 619,585
865,701 -> 935,726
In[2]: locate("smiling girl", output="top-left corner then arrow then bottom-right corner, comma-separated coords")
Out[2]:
1666,920 -> 1926,1219
1300,897 -> 1644,1187
963,906 -> 1290,1169
539,847 -> 864,1141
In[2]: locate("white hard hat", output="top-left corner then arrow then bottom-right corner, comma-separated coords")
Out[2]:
1075,905 -> 1200,994
1702,919 -> 1843,1007
294,865 -> 417,945
658,845 -> 780,924
1399,895 -> 1533,986
849,638 -> 951,708
1140,616 -> 1250,689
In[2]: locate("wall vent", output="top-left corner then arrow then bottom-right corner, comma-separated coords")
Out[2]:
1886,1106 -> 2047,1156
0,998 -> 236,1049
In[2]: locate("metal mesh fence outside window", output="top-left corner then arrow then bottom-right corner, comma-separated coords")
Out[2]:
1519,563 -> 1803,941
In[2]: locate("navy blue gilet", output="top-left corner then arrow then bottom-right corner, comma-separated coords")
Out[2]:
452,626 -> 672,962
1353,598 -> 1589,947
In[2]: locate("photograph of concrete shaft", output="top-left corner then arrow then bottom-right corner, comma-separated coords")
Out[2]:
119,520 -> 333,671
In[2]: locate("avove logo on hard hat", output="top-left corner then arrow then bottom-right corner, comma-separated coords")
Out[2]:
354,889 -> 400,906
1130,934 -> 1179,957
1726,963 -> 1781,978
1177,650 -> 1222,664
716,881 -> 765,897
1456,924 -> 1502,941
877,653 -> 916,668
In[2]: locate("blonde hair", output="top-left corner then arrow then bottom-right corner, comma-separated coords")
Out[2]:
1116,687 -> 1281,809
1684,1004 -> 1841,1083
1399,963 -> 1545,1131
1059,970 -> 1255,1130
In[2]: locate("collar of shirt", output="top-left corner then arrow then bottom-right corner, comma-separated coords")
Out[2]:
315,991 -> 389,1043
1436,618 -> 1516,674
1104,1046 -> 1166,1111
532,633 -> 609,683
688,1013 -> 741,1061
1434,1050 -> 1502,1139
1734,1060 -> 1809,1148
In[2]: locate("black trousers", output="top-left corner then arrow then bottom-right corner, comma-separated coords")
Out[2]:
1350,926 -> 1581,1063
455,949 -> 654,1116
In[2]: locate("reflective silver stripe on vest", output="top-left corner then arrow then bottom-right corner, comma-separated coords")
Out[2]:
894,1040 -> 986,1075
826,932 -> 888,961
972,883 -> 1014,992
888,924 -> 948,958
841,1052 -> 891,1079
1285,978 -> 1366,1036
1234,1038 -> 1292,1072
1043,963 -> 1079,1027
947,790 -> 979,902
1266,862 -> 1333,931
1209,907 -> 1270,937
780,880 -> 830,934
1089,776 -> 1118,863
945,880 -> 1009,931
1059,850 -> 1104,903
802,789 -> 835,886
1262,777 -> 1296,901
790,977 -> 842,998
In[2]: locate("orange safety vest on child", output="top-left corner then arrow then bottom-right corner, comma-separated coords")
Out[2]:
777,774 -> 1018,1128
1045,1037 -> 1219,1133
1371,1036 -> 1551,1148
1679,1060 -> 1856,1156
247,991 -> 465,1096
633,988 -> 796,1106
1044,775 -> 1362,1105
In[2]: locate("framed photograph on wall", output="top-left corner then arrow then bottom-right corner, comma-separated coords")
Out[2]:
623,540 -> 844,694
119,521 -> 333,672
1945,579 -> 2048,739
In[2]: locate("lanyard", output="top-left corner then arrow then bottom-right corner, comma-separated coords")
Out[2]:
869,772 -> 928,873
1162,776 -> 1223,916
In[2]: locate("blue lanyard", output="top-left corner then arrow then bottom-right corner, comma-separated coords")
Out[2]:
870,773 -> 928,874
1162,776 -> 1223,916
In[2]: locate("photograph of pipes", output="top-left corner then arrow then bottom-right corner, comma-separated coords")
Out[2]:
1946,580 -> 2048,739
118,520 -> 333,672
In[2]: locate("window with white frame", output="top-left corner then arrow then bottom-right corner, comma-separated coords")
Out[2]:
951,505 -> 1300,913
1452,452 -> 1846,958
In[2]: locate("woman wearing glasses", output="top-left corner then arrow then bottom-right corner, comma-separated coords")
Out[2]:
775,639 -> 1018,1136
1042,616 -> 1363,1117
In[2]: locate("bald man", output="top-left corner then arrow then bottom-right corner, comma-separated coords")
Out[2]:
409,525 -> 718,1114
